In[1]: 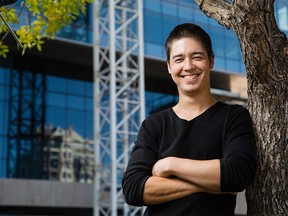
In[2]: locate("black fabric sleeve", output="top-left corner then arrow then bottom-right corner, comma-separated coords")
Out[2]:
220,105 -> 257,192
122,116 -> 160,206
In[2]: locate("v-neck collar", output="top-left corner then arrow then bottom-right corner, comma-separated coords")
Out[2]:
170,101 -> 222,123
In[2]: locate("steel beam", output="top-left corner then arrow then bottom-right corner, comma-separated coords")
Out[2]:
93,0 -> 145,215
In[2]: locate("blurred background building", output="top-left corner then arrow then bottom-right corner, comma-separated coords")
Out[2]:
0,0 -> 287,215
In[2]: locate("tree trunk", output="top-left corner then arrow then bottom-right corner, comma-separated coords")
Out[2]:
195,0 -> 288,215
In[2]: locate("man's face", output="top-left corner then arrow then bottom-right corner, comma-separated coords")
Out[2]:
167,37 -> 214,96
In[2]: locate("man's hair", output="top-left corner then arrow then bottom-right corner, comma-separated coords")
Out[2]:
165,23 -> 214,62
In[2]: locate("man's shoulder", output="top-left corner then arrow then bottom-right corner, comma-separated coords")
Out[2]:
216,102 -> 247,113
215,102 -> 251,125
147,107 -> 173,119
139,108 -> 173,133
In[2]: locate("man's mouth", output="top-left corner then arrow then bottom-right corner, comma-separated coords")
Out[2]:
181,73 -> 200,80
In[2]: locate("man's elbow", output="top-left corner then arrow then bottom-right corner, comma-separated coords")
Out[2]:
122,186 -> 145,206
122,174 -> 147,206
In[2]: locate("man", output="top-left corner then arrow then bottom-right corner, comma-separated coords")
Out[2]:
122,23 -> 256,215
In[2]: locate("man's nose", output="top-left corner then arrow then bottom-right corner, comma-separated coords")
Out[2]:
183,59 -> 195,71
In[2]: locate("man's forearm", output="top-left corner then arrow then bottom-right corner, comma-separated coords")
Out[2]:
153,157 -> 221,192
143,176 -> 202,205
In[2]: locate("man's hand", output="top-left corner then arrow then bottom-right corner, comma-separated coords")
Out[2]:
152,157 -> 176,177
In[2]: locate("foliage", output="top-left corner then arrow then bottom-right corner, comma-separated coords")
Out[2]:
0,41 -> 9,58
0,0 -> 93,58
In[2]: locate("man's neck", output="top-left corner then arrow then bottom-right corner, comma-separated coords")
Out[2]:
173,93 -> 217,121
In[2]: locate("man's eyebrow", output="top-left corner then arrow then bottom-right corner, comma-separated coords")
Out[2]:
191,51 -> 205,56
171,54 -> 183,60
171,52 -> 206,60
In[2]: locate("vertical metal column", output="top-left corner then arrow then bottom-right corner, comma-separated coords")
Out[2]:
93,0 -> 145,215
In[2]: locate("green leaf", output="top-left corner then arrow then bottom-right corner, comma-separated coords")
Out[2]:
2,0 -> 93,56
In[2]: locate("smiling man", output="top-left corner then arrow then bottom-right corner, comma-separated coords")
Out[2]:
122,23 -> 257,215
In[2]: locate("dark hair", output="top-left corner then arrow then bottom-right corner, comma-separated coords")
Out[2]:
165,23 -> 213,62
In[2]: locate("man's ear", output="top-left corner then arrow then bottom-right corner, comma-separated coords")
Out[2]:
167,62 -> 171,74
209,54 -> 215,69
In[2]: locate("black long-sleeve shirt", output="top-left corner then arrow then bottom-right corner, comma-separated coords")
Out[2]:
122,102 -> 256,215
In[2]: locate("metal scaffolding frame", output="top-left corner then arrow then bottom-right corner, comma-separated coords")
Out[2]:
93,0 -> 145,215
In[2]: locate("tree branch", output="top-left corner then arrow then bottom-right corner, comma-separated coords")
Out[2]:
194,0 -> 232,29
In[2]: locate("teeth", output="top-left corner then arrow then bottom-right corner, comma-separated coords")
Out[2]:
183,74 -> 199,80
191,74 -> 199,79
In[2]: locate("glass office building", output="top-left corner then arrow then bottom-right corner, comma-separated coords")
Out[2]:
0,0 -> 287,214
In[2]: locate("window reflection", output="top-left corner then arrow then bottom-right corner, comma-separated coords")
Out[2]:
0,69 -> 95,181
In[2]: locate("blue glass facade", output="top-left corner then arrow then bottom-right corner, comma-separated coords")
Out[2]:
45,76 -> 94,139
0,69 -> 9,178
0,0 -> 287,182
57,0 -> 288,74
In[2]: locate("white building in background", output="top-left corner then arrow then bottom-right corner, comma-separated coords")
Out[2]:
44,127 -> 94,183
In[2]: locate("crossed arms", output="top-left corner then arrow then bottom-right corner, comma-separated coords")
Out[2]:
122,106 -> 257,206
143,157 -> 222,205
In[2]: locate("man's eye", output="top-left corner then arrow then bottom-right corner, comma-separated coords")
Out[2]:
193,56 -> 202,60
174,58 -> 183,62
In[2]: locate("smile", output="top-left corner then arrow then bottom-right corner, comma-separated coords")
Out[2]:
180,74 -> 200,81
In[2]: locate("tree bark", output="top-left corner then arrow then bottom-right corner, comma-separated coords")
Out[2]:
194,0 -> 288,215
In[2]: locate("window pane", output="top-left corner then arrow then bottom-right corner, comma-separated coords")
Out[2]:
67,95 -> 85,110
67,109 -> 85,136
210,28 -> 225,57
0,100 -> 8,135
144,11 -> 162,44
46,76 -> 66,93
214,56 -> 226,71
145,43 -> 163,59
86,98 -> 93,111
46,92 -> 66,107
162,2 -> 177,16
46,106 -> 67,128
85,111 -> 93,139
144,0 -> 161,12
67,79 -> 86,96
86,83 -> 93,97
226,59 -> 241,72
